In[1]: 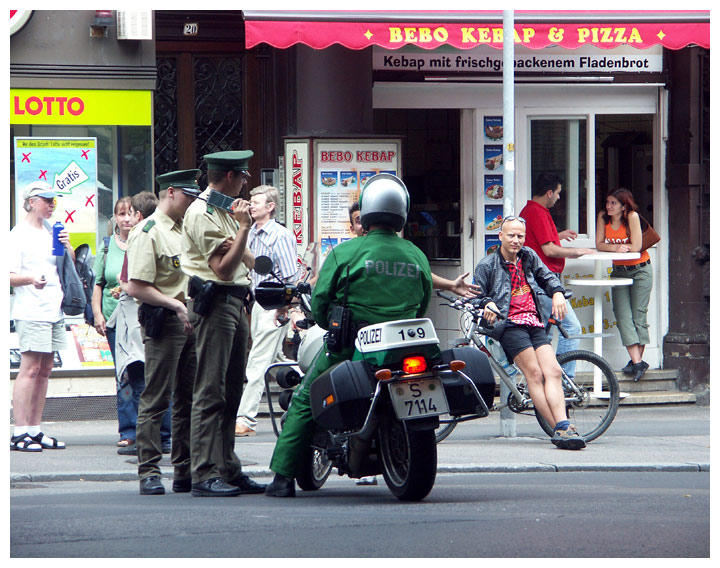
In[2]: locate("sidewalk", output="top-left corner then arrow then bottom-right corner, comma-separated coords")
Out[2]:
9,405 -> 710,483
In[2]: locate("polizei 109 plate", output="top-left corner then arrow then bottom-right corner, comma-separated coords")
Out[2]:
354,318 -> 439,353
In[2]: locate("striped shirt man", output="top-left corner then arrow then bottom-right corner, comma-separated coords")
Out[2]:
248,218 -> 298,289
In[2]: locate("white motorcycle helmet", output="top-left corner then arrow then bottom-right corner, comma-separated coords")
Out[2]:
359,173 -> 410,232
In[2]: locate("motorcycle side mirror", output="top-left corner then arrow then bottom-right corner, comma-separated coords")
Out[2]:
254,255 -> 273,275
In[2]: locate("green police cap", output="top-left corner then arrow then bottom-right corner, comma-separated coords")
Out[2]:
203,150 -> 254,173
155,169 -> 202,196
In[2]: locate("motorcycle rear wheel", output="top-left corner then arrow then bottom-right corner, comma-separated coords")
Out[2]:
295,446 -> 332,491
378,419 -> 437,501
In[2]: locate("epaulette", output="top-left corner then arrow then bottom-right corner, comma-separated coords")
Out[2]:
142,220 -> 156,233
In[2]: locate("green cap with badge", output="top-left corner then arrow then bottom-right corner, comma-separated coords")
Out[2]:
155,169 -> 202,197
203,150 -> 254,174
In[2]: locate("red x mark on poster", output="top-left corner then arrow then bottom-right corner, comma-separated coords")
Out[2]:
64,210 -> 76,223
22,152 -> 31,163
85,194 -> 95,207
39,170 -> 47,180
81,149 -> 90,160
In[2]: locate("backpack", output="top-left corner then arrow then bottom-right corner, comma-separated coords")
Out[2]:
74,243 -> 96,324
43,221 -> 94,318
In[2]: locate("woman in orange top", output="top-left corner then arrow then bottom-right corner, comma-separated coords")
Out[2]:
596,188 -> 653,381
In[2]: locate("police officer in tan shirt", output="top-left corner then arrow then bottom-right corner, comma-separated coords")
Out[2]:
125,169 -> 202,495
181,150 -> 267,497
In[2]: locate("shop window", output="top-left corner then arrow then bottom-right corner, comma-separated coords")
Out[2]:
595,114 -> 654,222
10,124 -> 152,244
374,108 -> 461,260
530,119 -> 588,235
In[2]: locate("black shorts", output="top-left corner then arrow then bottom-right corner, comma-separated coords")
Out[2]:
499,322 -> 551,362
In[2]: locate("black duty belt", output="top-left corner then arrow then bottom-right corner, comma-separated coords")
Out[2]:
217,285 -> 249,299
613,260 -> 650,271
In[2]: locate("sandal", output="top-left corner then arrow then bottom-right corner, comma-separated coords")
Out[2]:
10,434 -> 42,452
117,438 -> 134,448
32,432 -> 65,450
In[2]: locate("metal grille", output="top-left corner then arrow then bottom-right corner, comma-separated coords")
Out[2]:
154,56 -> 180,176
10,396 -> 118,423
194,56 -> 244,177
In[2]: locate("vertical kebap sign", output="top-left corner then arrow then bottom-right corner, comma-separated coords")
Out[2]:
315,139 -> 401,255
14,137 -> 98,251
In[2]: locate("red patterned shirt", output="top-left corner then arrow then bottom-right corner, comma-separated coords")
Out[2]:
505,256 -> 544,327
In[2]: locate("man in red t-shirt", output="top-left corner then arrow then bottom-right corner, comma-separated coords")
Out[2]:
520,173 -> 594,374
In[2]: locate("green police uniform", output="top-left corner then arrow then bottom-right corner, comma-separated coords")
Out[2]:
127,170 -> 199,485
181,150 -> 254,485
269,228 -> 432,477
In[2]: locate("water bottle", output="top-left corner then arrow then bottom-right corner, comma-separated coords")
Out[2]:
486,337 -> 518,379
52,222 -> 65,256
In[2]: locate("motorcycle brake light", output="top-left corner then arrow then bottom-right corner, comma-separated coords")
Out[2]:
403,356 -> 427,374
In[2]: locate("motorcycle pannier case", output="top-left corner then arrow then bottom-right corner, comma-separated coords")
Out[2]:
310,360 -> 375,430
440,346 -> 495,416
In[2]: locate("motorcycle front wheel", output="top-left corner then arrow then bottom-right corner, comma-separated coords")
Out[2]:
378,418 -> 437,501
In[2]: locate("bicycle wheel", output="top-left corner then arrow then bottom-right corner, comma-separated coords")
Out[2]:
435,414 -> 458,443
535,350 -> 620,442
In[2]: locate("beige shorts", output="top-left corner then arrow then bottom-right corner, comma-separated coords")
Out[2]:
15,319 -> 67,353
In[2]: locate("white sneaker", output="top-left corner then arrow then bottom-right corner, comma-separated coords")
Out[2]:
355,476 -> 378,486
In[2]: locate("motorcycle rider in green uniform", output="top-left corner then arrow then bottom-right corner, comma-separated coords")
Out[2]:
265,174 -> 433,497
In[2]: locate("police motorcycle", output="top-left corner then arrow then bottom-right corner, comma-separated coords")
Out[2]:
254,178 -> 495,502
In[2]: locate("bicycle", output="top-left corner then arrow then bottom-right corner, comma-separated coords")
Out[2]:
434,291 -> 620,444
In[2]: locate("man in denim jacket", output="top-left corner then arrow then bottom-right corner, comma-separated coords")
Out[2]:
473,217 -> 586,450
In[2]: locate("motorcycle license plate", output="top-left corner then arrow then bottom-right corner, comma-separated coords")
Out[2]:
389,378 -> 449,420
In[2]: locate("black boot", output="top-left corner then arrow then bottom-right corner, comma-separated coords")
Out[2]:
265,473 -> 296,497
621,360 -> 635,374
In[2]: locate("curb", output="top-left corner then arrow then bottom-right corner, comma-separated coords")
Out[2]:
11,463 -> 710,484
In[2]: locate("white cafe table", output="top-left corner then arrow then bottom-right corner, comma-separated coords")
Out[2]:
566,251 -> 640,395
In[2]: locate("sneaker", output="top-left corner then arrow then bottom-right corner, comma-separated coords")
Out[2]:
551,424 -> 586,450
621,360 -> 635,374
632,361 -> 649,382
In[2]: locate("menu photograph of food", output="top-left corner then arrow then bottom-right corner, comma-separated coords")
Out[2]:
340,171 -> 357,187
484,175 -> 503,200
484,116 -> 503,142
484,145 -> 503,172
359,171 -> 377,187
485,235 -> 501,256
484,205 -> 504,231
320,171 -> 338,187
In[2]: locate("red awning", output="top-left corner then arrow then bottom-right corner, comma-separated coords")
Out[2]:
244,11 -> 710,51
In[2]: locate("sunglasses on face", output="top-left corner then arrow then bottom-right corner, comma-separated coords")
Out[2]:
37,196 -> 56,206
502,215 -> 526,225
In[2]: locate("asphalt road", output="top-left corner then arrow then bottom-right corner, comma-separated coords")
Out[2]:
11,471 -> 709,558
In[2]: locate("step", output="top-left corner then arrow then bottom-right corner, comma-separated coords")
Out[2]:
618,390 -> 697,405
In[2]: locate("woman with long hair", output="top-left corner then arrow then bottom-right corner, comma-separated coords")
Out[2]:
596,188 -> 653,381
10,181 -> 74,451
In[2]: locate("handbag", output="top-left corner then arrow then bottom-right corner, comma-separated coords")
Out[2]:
640,216 -> 661,251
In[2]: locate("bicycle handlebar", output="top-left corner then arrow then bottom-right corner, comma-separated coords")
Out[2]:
437,290 -> 569,337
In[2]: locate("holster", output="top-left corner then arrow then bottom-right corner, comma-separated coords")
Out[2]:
188,275 -> 217,316
138,303 -> 168,339
326,304 -> 354,353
